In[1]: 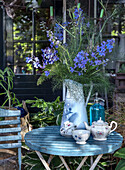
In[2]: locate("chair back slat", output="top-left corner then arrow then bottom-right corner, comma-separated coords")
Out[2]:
0,119 -> 20,126
0,127 -> 21,133
0,108 -> 21,117
0,143 -> 22,149
0,134 -> 22,141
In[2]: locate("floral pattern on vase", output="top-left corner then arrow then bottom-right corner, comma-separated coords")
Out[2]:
61,79 -> 88,135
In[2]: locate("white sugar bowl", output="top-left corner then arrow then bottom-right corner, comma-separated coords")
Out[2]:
72,129 -> 90,144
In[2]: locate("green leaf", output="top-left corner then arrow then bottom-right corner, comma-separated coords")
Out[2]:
114,148 -> 125,159
30,163 -> 43,170
38,0 -> 42,6
56,114 -> 62,125
96,162 -> 106,169
115,159 -> 125,170
0,92 -> 6,95
25,99 -> 36,104
51,156 -> 62,168
32,103 -> 42,108
55,96 -> 60,103
24,159 -> 40,166
48,106 -> 53,113
27,152 -> 39,160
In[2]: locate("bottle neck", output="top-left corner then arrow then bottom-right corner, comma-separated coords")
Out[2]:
95,100 -> 99,104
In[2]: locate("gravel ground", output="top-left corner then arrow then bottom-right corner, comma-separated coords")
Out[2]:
0,150 -> 19,170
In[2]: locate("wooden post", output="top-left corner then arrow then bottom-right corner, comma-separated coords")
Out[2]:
63,0 -> 66,44
94,0 -> 97,25
63,0 -> 66,100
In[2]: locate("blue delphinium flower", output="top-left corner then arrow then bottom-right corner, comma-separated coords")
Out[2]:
72,50 -> 90,75
54,23 -> 63,41
96,39 -> 115,57
91,52 -> 97,59
46,30 -> 61,49
74,7 -> 83,24
94,60 -> 102,66
41,47 -> 59,66
26,56 -> 42,69
74,8 -> 79,20
96,45 -> 106,57
33,57 -> 43,69
106,39 -> 115,52
68,37 -> 115,76
44,71 -> 50,76
26,57 -> 32,63
86,22 -> 90,28
78,72 -> 82,76
25,6 -> 115,81
70,67 -> 74,73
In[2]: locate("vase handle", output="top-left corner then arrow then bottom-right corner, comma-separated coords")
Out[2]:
85,82 -> 93,106
63,82 -> 66,101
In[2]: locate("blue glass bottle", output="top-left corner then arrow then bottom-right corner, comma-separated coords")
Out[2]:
90,98 -> 105,125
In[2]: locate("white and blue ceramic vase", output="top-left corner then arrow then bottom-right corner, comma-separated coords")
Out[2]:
60,79 -> 88,136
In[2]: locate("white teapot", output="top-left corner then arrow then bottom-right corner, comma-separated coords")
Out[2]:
84,118 -> 117,141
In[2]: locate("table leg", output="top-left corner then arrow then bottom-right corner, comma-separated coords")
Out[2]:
59,156 -> 70,170
35,151 -> 103,170
90,156 -> 93,165
76,156 -> 88,170
47,155 -> 54,165
35,151 -> 51,170
89,154 -> 103,170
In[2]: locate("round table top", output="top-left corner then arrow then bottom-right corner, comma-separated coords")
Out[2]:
25,126 -> 123,157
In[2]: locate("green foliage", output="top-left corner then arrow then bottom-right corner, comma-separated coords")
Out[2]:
22,151 -> 66,170
114,148 -> 125,170
114,148 -> 125,159
0,67 -> 19,108
22,151 -> 117,170
115,160 -> 125,170
25,96 -> 64,128
38,0 -> 42,6
22,151 -> 45,170
118,64 -> 125,73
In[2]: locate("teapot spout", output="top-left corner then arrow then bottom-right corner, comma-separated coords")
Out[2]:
84,121 -> 91,131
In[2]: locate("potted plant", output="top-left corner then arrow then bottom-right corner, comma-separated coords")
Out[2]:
0,67 -> 19,109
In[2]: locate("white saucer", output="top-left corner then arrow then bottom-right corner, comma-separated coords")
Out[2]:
93,138 -> 107,141
76,141 -> 86,144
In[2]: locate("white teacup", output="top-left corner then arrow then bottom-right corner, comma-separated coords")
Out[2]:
72,129 -> 90,144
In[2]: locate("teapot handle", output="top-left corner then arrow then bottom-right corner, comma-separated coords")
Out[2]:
109,121 -> 117,134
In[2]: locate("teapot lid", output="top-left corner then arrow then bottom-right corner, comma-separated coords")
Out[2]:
92,117 -> 108,126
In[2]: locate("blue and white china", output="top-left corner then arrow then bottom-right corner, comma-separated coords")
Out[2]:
72,129 -> 90,144
60,121 -> 77,136
60,79 -> 88,137
84,117 -> 117,141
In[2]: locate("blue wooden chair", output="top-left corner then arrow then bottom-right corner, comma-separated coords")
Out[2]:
0,108 -> 22,170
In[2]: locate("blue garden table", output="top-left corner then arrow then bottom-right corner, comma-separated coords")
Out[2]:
25,126 -> 123,170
